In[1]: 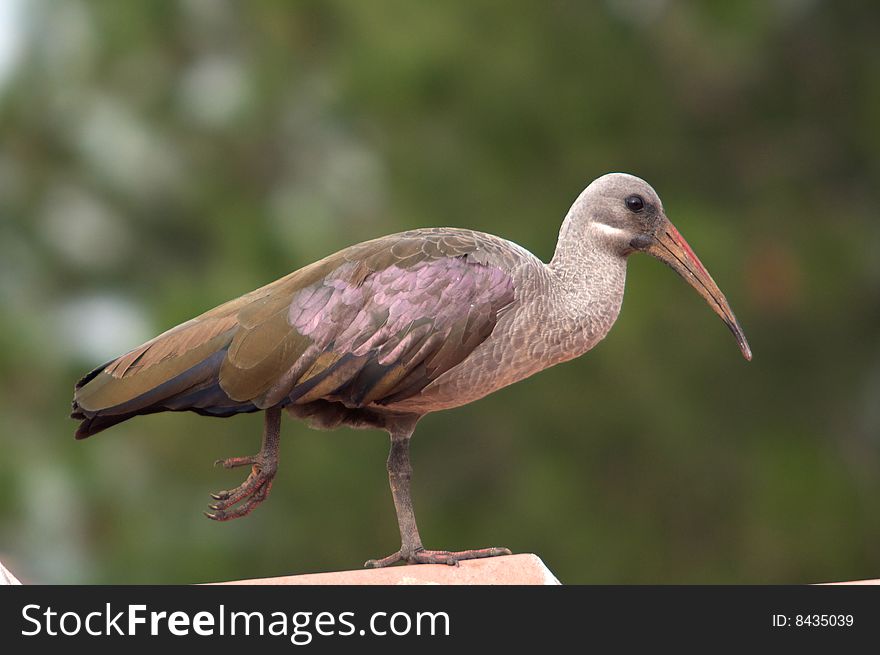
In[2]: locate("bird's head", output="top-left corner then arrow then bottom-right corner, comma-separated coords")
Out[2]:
575,172 -> 752,361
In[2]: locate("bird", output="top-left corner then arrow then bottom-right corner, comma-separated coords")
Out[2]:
71,173 -> 751,568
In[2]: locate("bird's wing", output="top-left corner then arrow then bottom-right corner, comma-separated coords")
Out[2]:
72,229 -> 516,437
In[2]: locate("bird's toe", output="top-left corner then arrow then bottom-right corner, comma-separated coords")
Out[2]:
363,552 -> 403,568
214,454 -> 258,469
206,456 -> 276,521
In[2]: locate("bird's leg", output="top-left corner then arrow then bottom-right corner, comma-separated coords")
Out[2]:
205,407 -> 281,522
365,430 -> 511,568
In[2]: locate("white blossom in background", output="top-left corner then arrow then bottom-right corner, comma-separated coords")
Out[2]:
0,0 -> 25,93
39,184 -> 133,272
178,54 -> 250,127
55,294 -> 152,364
75,95 -> 186,203
35,0 -> 95,79
17,453 -> 94,584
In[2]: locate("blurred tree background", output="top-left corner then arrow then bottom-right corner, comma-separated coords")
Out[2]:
1,0 -> 878,584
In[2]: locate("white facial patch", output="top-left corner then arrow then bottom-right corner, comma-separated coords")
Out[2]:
592,222 -> 628,238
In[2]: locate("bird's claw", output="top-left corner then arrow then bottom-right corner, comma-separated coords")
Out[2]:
206,454 -> 276,522
364,546 -> 512,568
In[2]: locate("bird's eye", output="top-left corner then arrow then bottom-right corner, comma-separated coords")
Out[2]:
625,195 -> 645,213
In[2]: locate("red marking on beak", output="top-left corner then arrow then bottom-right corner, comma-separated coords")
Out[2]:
646,216 -> 752,361
665,220 -> 710,280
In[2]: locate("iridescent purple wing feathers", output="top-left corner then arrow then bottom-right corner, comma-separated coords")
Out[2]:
71,229 -> 516,438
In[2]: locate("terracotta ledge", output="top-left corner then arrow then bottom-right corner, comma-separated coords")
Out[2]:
209,554 -> 560,585
1,560 -> 22,585
3,555 -> 878,585
819,578 -> 880,585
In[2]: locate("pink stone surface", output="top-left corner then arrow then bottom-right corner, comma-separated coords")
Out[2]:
820,578 -> 880,585
209,554 -> 560,585
3,553 -> 877,585
0,560 -> 22,585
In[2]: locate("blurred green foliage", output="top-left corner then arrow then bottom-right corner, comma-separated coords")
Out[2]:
0,0 -> 878,584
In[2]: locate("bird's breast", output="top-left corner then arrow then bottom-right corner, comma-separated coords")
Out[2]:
384,261 -> 627,414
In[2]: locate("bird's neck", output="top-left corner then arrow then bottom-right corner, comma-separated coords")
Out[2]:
541,219 -> 628,358
549,216 -> 627,290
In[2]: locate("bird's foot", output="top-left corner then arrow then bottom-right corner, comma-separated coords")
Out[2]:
364,546 -> 512,568
204,452 -> 278,521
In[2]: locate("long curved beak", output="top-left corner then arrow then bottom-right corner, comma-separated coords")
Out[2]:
646,216 -> 752,361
